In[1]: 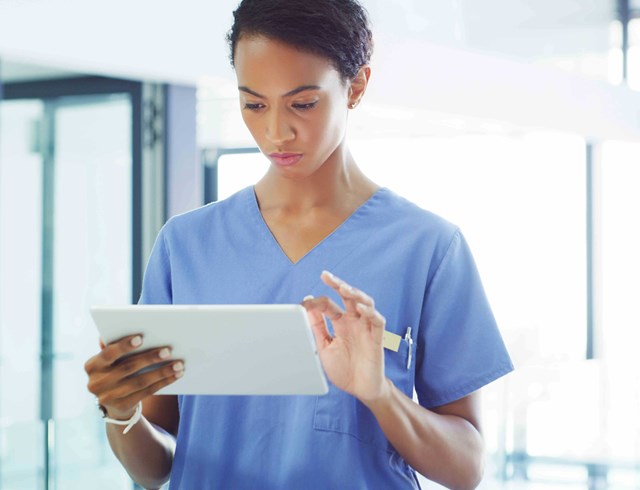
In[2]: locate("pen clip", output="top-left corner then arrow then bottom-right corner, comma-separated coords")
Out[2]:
405,327 -> 413,370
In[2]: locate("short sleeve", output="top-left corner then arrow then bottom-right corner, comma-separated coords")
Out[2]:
138,226 -> 173,305
415,229 -> 513,408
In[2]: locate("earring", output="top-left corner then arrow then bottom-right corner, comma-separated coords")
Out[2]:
349,102 -> 357,109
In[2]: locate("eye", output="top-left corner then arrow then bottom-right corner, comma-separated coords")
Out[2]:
244,103 -> 265,111
292,101 -> 318,111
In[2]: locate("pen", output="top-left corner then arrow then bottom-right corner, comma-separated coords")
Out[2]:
405,327 -> 413,370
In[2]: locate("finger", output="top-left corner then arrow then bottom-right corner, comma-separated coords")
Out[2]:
85,334 -> 143,376
99,338 -> 106,350
337,283 -> 375,309
110,371 -> 184,416
302,297 -> 332,350
304,295 -> 345,322
356,303 -> 386,342
91,347 -> 176,395
112,346 -> 174,379
102,335 -> 144,365
320,271 -> 370,315
320,270 -> 345,293
86,351 -> 103,376
320,270 -> 355,312
100,360 -> 185,407
112,360 -> 184,399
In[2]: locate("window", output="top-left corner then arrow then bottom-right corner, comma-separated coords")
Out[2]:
601,141 -> 640,361
216,151 -> 267,201
351,132 -> 587,366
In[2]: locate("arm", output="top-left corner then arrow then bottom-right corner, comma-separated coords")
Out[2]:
366,386 -> 483,489
303,271 -> 484,490
105,395 -> 179,490
85,336 -> 183,489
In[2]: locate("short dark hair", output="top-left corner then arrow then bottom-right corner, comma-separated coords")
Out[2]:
227,0 -> 373,82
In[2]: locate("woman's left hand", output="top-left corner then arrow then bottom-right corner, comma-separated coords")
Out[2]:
302,271 -> 389,404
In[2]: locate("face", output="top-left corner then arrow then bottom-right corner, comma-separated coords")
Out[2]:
234,35 -> 353,178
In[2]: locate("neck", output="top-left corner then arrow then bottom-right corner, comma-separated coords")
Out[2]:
254,145 -> 378,213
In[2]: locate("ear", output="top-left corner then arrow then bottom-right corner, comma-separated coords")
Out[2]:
348,65 -> 371,109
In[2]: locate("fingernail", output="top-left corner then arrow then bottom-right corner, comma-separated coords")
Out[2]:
173,362 -> 184,372
322,270 -> 334,278
131,336 -> 142,347
159,348 -> 171,359
175,370 -> 184,379
303,295 -> 314,301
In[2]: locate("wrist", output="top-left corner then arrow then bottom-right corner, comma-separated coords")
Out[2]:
98,400 -> 143,434
100,403 -> 137,421
360,377 -> 394,411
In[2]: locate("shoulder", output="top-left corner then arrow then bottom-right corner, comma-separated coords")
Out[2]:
375,187 -> 460,251
162,186 -> 251,238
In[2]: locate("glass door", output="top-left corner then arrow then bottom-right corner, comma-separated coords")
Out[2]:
0,89 -> 138,489
51,94 -> 133,489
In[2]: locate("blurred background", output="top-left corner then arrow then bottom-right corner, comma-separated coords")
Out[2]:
0,0 -> 639,489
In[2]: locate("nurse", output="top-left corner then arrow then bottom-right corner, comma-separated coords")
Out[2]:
84,0 -> 513,489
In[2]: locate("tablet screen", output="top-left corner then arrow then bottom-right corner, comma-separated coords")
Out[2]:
90,304 -> 328,396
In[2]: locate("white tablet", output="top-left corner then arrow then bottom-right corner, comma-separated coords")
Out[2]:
89,304 -> 328,396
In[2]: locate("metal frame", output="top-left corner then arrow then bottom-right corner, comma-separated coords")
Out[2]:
585,142 -> 605,362
619,0 -> 631,81
140,83 -> 166,277
586,143 -> 596,360
40,99 -> 56,489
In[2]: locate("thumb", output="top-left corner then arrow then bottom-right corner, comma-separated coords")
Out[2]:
302,297 -> 331,351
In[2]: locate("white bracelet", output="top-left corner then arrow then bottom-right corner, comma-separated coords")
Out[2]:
103,402 -> 143,434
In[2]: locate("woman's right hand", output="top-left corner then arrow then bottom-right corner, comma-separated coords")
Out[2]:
84,335 -> 185,420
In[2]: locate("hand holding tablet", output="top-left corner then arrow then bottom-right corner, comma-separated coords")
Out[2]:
89,304 -> 328,396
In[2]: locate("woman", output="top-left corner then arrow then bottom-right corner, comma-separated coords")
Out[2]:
85,1 -> 513,488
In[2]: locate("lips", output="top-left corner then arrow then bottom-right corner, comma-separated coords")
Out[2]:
268,152 -> 303,167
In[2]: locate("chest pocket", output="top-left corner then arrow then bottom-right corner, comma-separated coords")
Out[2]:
312,335 -> 415,453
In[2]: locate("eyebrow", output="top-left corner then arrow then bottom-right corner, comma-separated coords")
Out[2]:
238,85 -> 322,99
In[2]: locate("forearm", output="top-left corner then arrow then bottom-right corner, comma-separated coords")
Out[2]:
106,416 -> 175,489
364,379 -> 484,490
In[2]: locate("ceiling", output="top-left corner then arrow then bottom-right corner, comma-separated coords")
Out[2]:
0,0 -> 620,84
3,0 -> 637,143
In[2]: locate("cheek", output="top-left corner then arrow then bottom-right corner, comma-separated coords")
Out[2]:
240,112 -> 263,142
314,105 -> 346,148
309,106 -> 344,142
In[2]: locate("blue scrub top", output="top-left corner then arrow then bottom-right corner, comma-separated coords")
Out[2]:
140,186 -> 513,489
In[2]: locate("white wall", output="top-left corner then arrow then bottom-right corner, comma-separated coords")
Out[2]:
0,0 -> 237,83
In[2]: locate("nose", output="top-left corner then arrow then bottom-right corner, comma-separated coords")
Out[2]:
265,107 -> 295,147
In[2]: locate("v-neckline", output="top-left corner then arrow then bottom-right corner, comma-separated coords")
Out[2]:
246,186 -> 387,266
